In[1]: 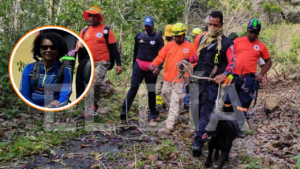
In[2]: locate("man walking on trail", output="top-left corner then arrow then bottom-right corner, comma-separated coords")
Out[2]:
223,19 -> 272,138
228,32 -> 268,88
156,24 -> 173,113
76,6 -> 122,115
120,16 -> 164,126
149,23 -> 197,131
181,27 -> 202,113
190,11 -> 235,157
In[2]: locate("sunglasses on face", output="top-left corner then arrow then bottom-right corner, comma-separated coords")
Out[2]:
248,30 -> 259,35
40,45 -> 57,51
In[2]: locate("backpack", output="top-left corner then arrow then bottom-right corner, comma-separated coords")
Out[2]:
30,54 -> 75,96
82,25 -> 115,70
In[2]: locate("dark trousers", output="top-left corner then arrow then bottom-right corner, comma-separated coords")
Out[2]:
76,57 -> 91,99
194,82 -> 218,147
223,74 -> 256,129
121,62 -> 157,118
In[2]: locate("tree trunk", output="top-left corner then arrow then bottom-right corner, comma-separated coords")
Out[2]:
49,0 -> 54,21
13,0 -> 21,29
55,0 -> 63,24
225,0 -> 244,34
183,0 -> 195,34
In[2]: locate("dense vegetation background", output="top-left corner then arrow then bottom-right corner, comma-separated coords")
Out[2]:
0,0 -> 300,168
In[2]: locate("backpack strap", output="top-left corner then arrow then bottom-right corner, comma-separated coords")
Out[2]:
199,35 -> 204,47
82,25 -> 90,37
57,64 -> 65,85
103,26 -> 110,47
31,61 -> 40,91
57,55 -> 76,85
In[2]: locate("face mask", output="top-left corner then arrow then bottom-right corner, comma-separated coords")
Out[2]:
207,27 -> 223,38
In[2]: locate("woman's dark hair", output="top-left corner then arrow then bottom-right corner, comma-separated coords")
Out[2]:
32,32 -> 68,60
210,11 -> 223,24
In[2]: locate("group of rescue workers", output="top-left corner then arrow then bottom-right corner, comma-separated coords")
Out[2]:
76,6 -> 272,158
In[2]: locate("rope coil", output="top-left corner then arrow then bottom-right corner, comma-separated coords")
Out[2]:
174,60 -> 222,113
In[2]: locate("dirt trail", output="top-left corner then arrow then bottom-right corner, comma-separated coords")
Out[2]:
2,77 -> 300,169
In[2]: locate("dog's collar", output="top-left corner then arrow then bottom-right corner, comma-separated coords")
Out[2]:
202,132 -> 215,141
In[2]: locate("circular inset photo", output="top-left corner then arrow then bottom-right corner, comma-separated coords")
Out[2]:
9,26 -> 94,111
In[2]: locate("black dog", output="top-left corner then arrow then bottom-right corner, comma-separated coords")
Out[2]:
204,120 -> 237,169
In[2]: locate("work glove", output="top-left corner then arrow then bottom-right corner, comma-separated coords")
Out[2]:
222,74 -> 233,87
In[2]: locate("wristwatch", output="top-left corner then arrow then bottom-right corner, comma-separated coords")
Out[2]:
223,71 -> 229,75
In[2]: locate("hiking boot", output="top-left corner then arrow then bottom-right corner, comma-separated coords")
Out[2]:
75,113 -> 87,121
148,119 -> 157,127
166,123 -> 174,132
155,108 -> 160,115
192,146 -> 202,157
120,113 -> 126,121
161,104 -> 167,112
244,112 -> 250,120
237,130 -> 245,138
87,105 -> 99,115
183,105 -> 189,112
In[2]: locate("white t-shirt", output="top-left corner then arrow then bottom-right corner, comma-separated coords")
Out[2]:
256,57 -> 265,74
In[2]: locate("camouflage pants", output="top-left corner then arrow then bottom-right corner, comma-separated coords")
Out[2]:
86,61 -> 113,107
155,68 -> 164,95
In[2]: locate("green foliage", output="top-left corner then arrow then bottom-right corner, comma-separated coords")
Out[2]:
262,2 -> 281,13
291,36 -> 300,51
261,1 -> 282,24
292,154 -> 300,169
16,61 -> 26,72
0,129 -> 86,164
238,155 -> 263,169
154,140 -> 175,160
259,23 -> 300,76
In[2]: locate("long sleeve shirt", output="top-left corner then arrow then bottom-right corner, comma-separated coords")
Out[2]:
152,41 -> 196,82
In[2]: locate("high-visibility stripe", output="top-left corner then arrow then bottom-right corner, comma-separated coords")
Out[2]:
223,103 -> 232,107
237,106 -> 247,112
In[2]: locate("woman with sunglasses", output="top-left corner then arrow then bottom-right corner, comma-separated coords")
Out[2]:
20,32 -> 72,108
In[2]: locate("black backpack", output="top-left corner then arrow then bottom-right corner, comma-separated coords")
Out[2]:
30,55 -> 75,92
82,25 -> 115,70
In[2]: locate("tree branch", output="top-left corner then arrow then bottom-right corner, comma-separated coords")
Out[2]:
225,0 -> 245,33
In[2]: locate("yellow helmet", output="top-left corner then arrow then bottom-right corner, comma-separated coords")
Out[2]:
165,24 -> 172,36
172,23 -> 186,35
191,28 -> 202,36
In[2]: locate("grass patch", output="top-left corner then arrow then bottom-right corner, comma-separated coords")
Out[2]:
245,129 -> 255,135
238,154 -> 263,169
0,129 -> 87,164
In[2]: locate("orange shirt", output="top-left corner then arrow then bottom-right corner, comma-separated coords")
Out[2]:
152,41 -> 196,82
80,24 -> 116,63
233,37 -> 270,75
193,31 -> 207,50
